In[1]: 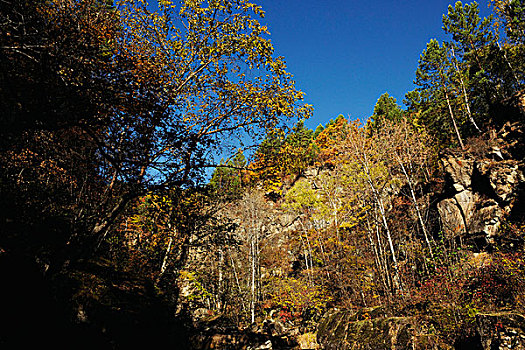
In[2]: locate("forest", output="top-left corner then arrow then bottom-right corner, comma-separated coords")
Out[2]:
0,0 -> 524,349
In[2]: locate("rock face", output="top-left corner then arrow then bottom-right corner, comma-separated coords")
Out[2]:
317,309 -> 525,350
436,122 -> 524,249
188,317 -> 298,350
476,313 -> 525,350
317,308 -> 446,350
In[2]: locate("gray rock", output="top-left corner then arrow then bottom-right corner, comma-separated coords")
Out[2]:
317,308 -> 446,350
441,154 -> 475,192
437,125 -> 524,248
249,340 -> 272,350
477,313 -> 525,350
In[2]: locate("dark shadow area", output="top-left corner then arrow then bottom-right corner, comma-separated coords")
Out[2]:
0,253 -> 112,349
454,333 -> 484,350
0,253 -> 191,349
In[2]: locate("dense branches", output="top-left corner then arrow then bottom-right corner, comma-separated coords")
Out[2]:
407,1 -> 525,148
1,0 -> 524,345
0,0 -> 309,270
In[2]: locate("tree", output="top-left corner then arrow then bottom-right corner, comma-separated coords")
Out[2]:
281,120 -> 317,175
368,92 -> 403,132
209,151 -> 248,199
249,128 -> 286,194
234,190 -> 271,323
375,117 -> 437,258
283,171 -> 379,306
414,39 -> 465,148
86,0 -> 310,236
442,1 -> 498,118
447,42 -> 482,132
1,0 -> 309,264
249,120 -> 315,195
313,124 -> 325,140
492,0 -> 525,45
491,0 -> 525,92
314,115 -> 348,166
0,0 -> 127,270
442,1 -> 494,68
409,0 -> 525,146
342,120 -> 403,291
0,0 -> 118,145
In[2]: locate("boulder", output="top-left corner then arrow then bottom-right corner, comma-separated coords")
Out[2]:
317,308 -> 447,350
437,191 -> 503,244
476,312 -> 525,350
441,154 -> 475,192
296,332 -> 320,349
436,123 -> 524,248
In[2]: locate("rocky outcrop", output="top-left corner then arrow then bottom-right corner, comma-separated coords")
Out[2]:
476,312 -> 525,350
317,308 -> 447,350
437,122 -> 524,249
317,309 -> 525,350
188,317 -> 299,350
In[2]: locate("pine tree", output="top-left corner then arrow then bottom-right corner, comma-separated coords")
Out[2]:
414,39 -> 465,148
442,1 -> 496,118
369,92 -> 403,132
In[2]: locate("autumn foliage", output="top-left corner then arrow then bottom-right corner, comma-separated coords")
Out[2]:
1,0 -> 524,347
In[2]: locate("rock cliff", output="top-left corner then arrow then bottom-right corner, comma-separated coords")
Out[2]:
476,313 -> 525,350
317,308 -> 446,350
317,122 -> 525,350
437,122 -> 524,250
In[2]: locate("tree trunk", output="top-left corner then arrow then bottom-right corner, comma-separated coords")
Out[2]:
444,89 -> 465,149
347,132 -> 402,292
159,225 -> 175,276
250,238 -> 256,324
395,154 -> 434,258
450,47 -> 481,132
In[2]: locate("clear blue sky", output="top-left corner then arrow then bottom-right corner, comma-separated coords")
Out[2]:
259,0 -> 492,130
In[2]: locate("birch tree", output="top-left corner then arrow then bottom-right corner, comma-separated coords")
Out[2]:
414,39 -> 465,148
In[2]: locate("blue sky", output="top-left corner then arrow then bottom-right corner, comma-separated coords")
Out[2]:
259,0 -> 492,129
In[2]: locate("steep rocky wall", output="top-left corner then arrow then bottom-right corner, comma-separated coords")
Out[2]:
317,309 -> 525,350
476,312 -> 525,350
317,308 -> 447,350
436,122 -> 524,250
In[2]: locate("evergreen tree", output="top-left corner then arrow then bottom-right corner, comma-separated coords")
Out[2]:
442,1 -> 494,66
414,39 -> 465,148
443,1 -> 497,118
369,92 -> 403,132
495,0 -> 525,45
313,124 -> 325,140
209,152 -> 247,199
283,120 -> 316,174
491,0 -> 525,92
